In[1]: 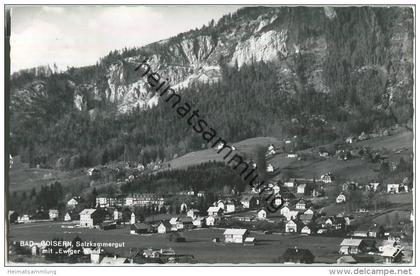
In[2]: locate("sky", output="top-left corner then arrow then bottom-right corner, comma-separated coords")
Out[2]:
9,5 -> 243,73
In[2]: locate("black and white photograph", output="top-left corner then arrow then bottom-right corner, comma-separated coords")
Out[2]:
3,1 -> 416,272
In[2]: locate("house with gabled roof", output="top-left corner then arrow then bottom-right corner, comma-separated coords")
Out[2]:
207,206 -> 223,217
157,221 -> 171,234
339,239 -> 366,255
295,199 -> 307,210
223,229 -> 249,243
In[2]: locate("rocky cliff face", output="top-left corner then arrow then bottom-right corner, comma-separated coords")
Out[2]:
10,6 -> 414,115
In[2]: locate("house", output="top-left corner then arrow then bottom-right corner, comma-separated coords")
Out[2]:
100,256 -> 130,264
66,197 -> 79,208
207,206 -> 223,217
367,224 -> 385,238
257,209 -> 267,220
48,209 -> 59,220
130,222 -> 152,234
187,209 -> 200,219
336,194 -> 346,203
285,220 -> 300,233
223,228 -> 249,243
64,212 -> 72,222
272,184 -> 281,194
387,184 -> 408,193
267,144 -> 276,156
124,193 -> 166,207
215,200 -> 225,210
282,247 -> 315,264
339,239 -> 365,255
345,136 -> 356,144
169,217 -> 182,231
240,194 -> 257,209
304,208 -> 314,215
8,211 -> 18,224
225,203 -> 236,213
100,221 -> 117,230
320,173 -> 334,183
297,184 -> 306,194
377,240 -> 397,253
381,247 -> 404,264
79,209 -> 105,228
157,221 -> 171,234
206,216 -> 215,226
113,210 -> 122,221
197,191 -> 206,197
299,214 -> 314,225
301,226 -> 312,235
96,196 -> 117,208
287,153 -> 298,158
280,206 -> 290,217
180,202 -> 188,213
179,216 -> 194,229
295,199 -> 307,210
244,237 -> 256,246
266,163 -> 274,172
284,180 -> 296,188
193,217 -> 205,228
18,214 -> 30,223
368,182 -> 380,192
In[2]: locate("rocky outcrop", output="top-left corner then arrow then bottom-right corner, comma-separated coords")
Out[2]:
11,6 -> 414,116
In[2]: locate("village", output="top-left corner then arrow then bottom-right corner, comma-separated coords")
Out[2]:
8,127 -> 414,265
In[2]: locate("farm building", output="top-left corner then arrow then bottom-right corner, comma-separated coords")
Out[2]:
244,237 -> 255,246
282,247 -> 315,264
223,228 -> 249,243
339,239 -> 365,255
130,223 -> 152,234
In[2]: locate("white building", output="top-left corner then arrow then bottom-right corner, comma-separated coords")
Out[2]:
207,206 -> 223,217
206,216 -> 215,226
49,209 -> 59,220
257,209 -> 267,220
64,212 -> 72,222
66,198 -> 78,208
225,203 -> 236,214
223,229 -> 249,243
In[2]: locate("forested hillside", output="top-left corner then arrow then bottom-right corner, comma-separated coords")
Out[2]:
9,6 -> 413,169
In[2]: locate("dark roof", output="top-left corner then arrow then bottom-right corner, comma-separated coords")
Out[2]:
283,248 -> 315,263
131,222 -> 150,230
